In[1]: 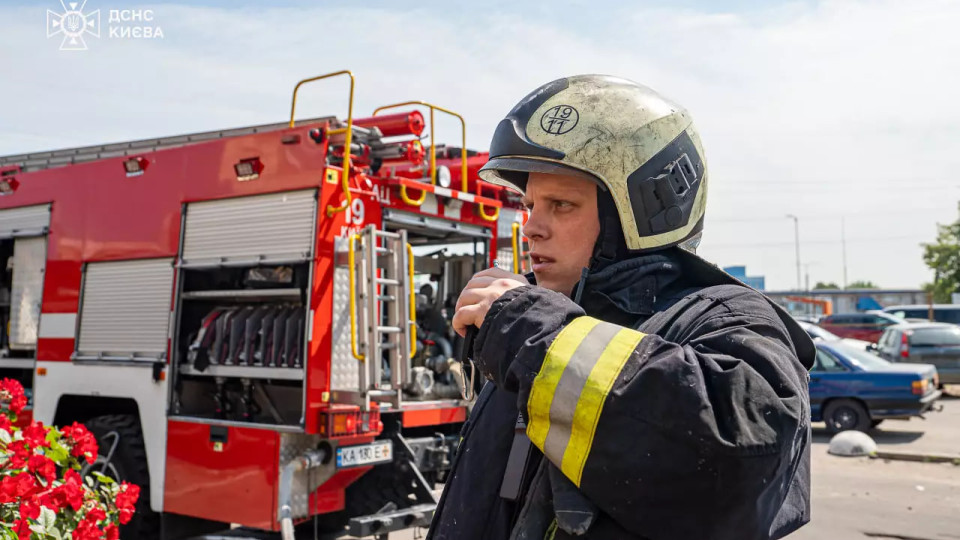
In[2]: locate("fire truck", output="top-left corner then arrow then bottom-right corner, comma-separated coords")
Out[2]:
0,71 -> 530,539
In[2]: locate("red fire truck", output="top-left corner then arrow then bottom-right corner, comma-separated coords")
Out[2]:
0,71 -> 529,539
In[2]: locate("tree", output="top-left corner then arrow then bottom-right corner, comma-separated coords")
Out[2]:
846,280 -> 879,289
922,218 -> 960,303
814,282 -> 840,289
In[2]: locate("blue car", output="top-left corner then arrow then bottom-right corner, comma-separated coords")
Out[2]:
810,341 -> 941,433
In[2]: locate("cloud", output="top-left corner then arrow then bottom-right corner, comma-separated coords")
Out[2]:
1,0 -> 956,289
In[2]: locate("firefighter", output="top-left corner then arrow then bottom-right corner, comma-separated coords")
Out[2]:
428,75 -> 814,540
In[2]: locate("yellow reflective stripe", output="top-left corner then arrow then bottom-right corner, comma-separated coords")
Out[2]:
527,317 -> 602,450
560,326 -> 646,486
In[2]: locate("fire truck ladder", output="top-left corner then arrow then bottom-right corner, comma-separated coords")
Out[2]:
511,222 -> 533,274
343,225 -> 414,410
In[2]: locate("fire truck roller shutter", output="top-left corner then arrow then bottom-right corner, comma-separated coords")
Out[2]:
0,204 -> 51,351
9,237 -> 47,350
0,204 -> 51,238
77,258 -> 175,359
181,190 -> 317,266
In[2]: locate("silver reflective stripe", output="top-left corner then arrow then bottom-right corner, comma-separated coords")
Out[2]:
182,190 -> 316,265
541,321 -> 622,464
78,258 -> 174,357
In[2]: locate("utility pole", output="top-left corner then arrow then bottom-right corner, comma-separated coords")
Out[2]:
803,261 -> 818,316
841,217 -> 848,289
787,214 -> 801,290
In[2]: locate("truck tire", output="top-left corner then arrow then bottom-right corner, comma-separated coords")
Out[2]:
823,399 -> 871,434
83,415 -> 159,540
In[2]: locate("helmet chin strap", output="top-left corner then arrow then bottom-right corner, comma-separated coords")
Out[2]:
589,186 -> 629,271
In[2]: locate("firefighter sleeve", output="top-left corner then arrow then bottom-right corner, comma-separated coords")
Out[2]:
474,286 -> 810,539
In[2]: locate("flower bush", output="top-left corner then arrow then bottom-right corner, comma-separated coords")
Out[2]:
0,379 -> 139,539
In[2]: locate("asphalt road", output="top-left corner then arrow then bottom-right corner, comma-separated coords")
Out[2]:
204,390 -> 960,540
787,389 -> 960,540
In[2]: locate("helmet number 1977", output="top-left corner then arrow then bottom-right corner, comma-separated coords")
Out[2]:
540,105 -> 579,135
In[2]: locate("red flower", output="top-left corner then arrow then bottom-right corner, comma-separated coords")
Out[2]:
104,523 -> 119,540
1,472 -> 38,501
115,482 -> 140,525
61,422 -> 98,464
39,489 -> 64,513
73,517 -> 104,540
0,379 -> 27,415
59,468 -> 86,511
18,498 -> 40,520
86,505 -> 106,523
22,421 -> 50,449
0,476 -> 17,504
0,412 -> 12,432
28,454 -> 57,484
6,440 -> 31,469
12,518 -> 31,540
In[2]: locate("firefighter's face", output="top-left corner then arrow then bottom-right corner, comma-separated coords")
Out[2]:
521,172 -> 600,295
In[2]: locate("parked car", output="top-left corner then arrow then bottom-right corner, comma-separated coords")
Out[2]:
874,322 -> 960,385
817,311 -> 903,343
882,304 -> 960,325
796,320 -> 873,350
809,341 -> 941,433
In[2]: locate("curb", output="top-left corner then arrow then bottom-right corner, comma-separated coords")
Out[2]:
871,451 -> 960,465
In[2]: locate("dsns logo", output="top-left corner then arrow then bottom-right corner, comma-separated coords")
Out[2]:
46,0 -> 101,51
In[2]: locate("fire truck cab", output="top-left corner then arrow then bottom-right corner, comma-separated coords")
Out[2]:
0,72 -> 529,539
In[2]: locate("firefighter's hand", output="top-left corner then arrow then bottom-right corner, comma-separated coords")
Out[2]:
453,268 -> 528,337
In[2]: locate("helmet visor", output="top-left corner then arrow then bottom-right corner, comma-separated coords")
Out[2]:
478,157 -> 603,194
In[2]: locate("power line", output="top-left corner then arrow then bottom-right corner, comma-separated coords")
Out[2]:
709,207 -> 955,223
703,234 -> 928,249
715,186 -> 958,194
720,179 -> 960,187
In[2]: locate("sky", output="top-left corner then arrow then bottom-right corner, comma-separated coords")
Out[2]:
1,0 -> 958,291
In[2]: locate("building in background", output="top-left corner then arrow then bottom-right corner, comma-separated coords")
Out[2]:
765,289 -> 930,317
724,265 -> 766,291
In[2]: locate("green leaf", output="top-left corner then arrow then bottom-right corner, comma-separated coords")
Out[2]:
91,472 -> 115,485
45,442 -> 68,464
39,506 -> 55,531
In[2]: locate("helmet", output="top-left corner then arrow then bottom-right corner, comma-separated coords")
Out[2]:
479,75 -> 707,254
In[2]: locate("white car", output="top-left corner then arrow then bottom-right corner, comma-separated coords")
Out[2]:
797,320 -> 873,350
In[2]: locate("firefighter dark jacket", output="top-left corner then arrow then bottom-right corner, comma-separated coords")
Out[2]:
428,248 -> 814,540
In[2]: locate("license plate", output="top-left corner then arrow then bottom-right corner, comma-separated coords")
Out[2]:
336,441 -> 393,469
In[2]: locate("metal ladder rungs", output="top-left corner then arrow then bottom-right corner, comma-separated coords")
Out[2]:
377,326 -> 402,334
380,342 -> 398,350
376,278 -> 400,286
377,294 -> 396,302
374,230 -> 402,239
368,389 -> 398,397
375,247 -> 392,255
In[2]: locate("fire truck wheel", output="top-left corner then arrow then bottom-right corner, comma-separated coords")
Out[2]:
83,414 -> 160,540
